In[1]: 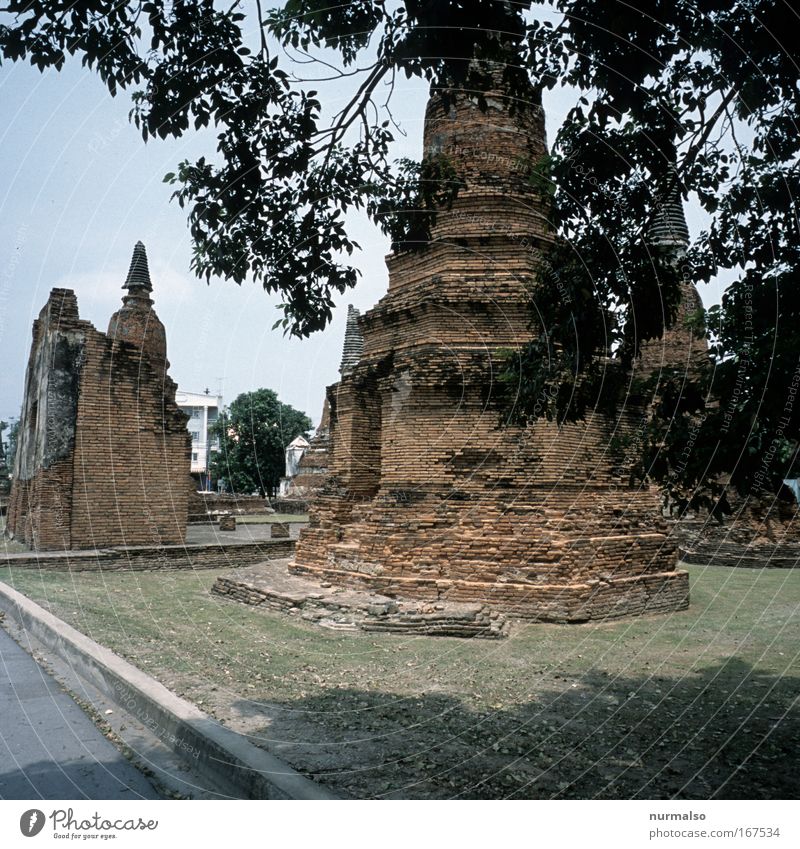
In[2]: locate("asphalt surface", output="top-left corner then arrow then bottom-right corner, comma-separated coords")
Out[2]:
0,628 -> 161,800
185,521 -> 305,545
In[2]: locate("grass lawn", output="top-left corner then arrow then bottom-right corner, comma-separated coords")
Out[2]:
0,561 -> 797,800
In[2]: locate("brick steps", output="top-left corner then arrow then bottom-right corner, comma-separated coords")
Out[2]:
290,559 -> 689,623
211,561 -> 506,638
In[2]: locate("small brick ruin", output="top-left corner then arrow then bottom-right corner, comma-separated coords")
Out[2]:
637,191 -> 799,566
274,398 -> 332,512
637,188 -> 710,379
218,515 -> 237,531
291,73 -> 690,622
271,522 -> 291,539
6,242 -> 190,550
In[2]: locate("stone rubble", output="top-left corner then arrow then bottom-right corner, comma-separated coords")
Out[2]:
211,560 -> 507,638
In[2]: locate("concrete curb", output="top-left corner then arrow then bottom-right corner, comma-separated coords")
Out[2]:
0,581 -> 338,800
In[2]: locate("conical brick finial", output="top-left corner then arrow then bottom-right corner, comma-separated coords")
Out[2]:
123,241 -> 152,291
649,185 -> 690,252
339,305 -> 364,376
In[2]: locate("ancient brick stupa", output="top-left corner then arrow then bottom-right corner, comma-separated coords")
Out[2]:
291,73 -> 689,621
637,187 -> 709,377
278,401 -> 332,503
107,240 -> 169,373
638,192 -> 800,567
6,242 -> 190,550
277,305 -> 364,509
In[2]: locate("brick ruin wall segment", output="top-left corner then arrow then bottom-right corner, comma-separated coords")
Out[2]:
7,245 -> 190,550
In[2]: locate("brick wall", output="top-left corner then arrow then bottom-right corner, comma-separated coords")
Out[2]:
188,491 -> 272,521
3,538 -> 295,572
7,270 -> 190,550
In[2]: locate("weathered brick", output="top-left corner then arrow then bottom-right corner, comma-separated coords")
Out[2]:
291,72 -> 689,622
7,244 -> 190,550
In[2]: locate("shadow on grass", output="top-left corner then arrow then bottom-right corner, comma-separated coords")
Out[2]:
232,657 -> 798,800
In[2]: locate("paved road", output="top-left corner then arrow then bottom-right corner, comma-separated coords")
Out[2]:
186,520 -> 305,545
0,628 -> 161,800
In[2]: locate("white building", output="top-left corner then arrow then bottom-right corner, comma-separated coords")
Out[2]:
278,435 -> 310,496
175,389 -> 222,489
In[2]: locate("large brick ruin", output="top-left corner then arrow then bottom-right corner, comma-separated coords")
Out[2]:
291,74 -> 690,622
6,242 -> 190,550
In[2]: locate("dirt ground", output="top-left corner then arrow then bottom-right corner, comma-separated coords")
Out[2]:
1,561 -> 797,799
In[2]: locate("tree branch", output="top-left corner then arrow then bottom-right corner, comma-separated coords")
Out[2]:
255,0 -> 269,60
318,61 -> 390,172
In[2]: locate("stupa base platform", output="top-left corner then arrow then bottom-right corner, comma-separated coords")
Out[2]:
289,560 -> 690,624
211,560 -> 507,638
673,515 -> 800,569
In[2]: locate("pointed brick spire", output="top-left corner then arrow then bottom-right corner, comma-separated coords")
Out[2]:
339,305 -> 364,376
123,241 -> 152,291
650,185 -> 689,253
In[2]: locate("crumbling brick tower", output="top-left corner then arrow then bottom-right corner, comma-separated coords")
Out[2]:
283,399 -> 331,499
7,242 -> 190,550
637,188 -> 710,378
292,75 -> 689,621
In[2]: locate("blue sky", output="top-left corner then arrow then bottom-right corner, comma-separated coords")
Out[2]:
0,44 -> 725,430
0,55 -> 420,428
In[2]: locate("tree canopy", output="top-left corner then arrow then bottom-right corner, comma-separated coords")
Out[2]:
209,388 -> 311,497
2,1 -> 798,507
509,0 -> 800,509
0,419 -> 16,494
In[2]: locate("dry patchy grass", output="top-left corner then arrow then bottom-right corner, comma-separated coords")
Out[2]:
1,562 -> 797,799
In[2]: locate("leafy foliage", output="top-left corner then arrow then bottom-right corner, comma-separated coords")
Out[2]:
503,0 -> 800,504
0,418 -> 18,472
209,389 -> 311,497
0,0 -> 529,336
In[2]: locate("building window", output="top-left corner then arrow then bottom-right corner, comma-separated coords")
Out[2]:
190,431 -> 200,443
192,452 -> 198,462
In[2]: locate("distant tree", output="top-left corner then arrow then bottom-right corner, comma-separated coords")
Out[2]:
209,389 -> 311,498
0,420 -> 7,480
0,419 -> 15,494
0,418 -> 18,462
